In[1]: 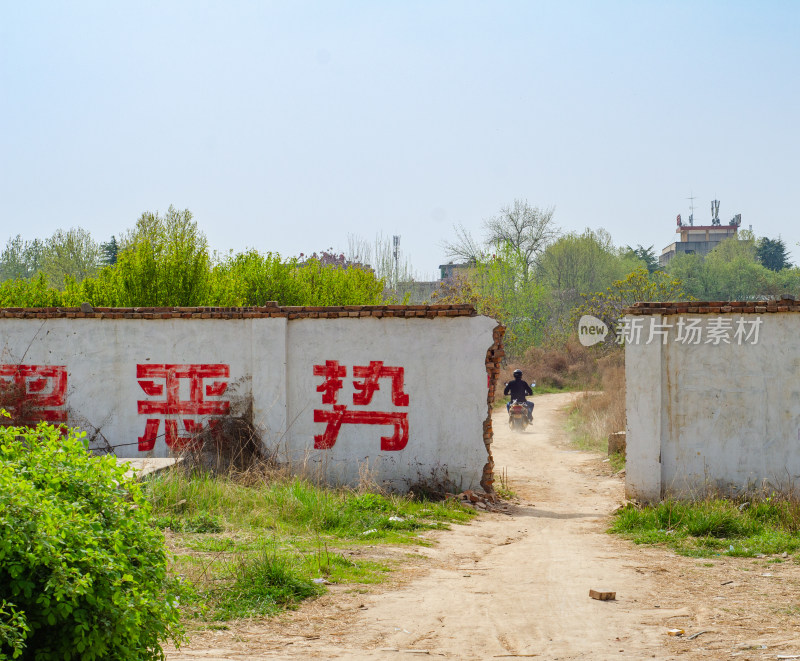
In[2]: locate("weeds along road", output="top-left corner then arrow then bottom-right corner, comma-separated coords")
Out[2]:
164,394 -> 695,660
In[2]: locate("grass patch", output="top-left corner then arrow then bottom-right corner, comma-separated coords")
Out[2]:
608,452 -> 626,472
495,467 -> 517,500
610,497 -> 800,557
212,544 -> 323,619
144,471 -> 474,622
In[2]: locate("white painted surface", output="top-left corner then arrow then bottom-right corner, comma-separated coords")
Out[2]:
0,315 -> 496,490
120,457 -> 179,479
625,314 -> 800,501
624,316 -> 663,503
285,317 -> 496,489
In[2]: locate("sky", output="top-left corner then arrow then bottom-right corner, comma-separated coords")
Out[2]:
2,1 -> 798,278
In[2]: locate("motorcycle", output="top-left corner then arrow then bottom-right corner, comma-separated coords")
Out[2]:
508,381 -> 535,432
508,401 -> 530,432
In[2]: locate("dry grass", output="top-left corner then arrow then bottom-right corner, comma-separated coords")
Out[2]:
503,341 -> 614,392
567,354 -> 625,453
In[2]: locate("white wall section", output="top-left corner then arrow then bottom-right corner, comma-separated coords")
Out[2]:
625,307 -> 800,502
0,309 -> 497,491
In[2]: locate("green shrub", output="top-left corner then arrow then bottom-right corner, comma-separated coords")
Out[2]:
0,419 -> 184,660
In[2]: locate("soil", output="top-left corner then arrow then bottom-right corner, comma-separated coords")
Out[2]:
166,392 -> 800,660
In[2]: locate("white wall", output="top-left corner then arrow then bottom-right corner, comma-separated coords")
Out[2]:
0,315 -> 496,490
625,313 -> 800,501
285,317 -> 495,489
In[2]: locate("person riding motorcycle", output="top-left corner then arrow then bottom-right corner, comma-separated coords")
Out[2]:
504,369 -> 534,421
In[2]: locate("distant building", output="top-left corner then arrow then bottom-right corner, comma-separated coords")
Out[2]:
391,261 -> 476,304
393,280 -> 439,303
439,261 -> 475,280
659,200 -> 742,267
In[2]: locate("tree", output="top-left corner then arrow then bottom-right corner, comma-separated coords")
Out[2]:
433,243 -> 550,355
707,233 -> 757,263
0,235 -> 44,281
208,249 -> 384,306
538,229 -> 644,320
115,206 -> 211,306
100,235 -> 120,266
666,237 -> 800,301
625,245 -> 659,273
439,224 -> 483,265
573,268 -> 690,345
40,228 -> 101,288
443,199 -> 559,285
665,253 -> 708,299
756,237 -> 791,271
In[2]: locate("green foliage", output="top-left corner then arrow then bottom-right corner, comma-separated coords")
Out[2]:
756,236 -> 792,271
208,250 -> 300,306
0,211 -> 386,308
207,251 -> 385,307
39,228 -> 101,289
100,236 -> 120,266
572,267 -> 689,344
537,229 -> 645,320
610,496 -> 800,557
286,257 -> 385,306
115,207 -> 211,307
0,273 -> 65,308
433,245 -> 550,355
0,236 -> 43,282
624,244 -> 659,273
0,421 -> 184,660
471,245 -> 550,354
667,236 -> 800,300
0,600 -> 29,659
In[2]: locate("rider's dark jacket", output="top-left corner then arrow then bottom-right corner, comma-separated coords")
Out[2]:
504,378 -> 533,402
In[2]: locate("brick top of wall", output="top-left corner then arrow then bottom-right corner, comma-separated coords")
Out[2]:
625,294 -> 799,316
0,304 -> 477,320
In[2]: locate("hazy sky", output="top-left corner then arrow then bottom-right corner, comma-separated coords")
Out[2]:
2,1 -> 798,277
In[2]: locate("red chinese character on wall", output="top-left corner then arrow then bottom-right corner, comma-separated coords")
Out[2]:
313,360 -> 409,451
136,364 -> 230,451
0,365 -> 68,425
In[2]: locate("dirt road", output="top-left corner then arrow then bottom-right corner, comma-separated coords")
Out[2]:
168,393 -> 800,660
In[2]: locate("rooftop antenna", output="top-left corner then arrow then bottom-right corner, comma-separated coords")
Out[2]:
711,199 -> 721,226
392,235 -> 400,288
687,193 -> 695,226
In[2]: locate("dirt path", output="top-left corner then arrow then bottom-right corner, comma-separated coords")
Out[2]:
167,393 -> 800,660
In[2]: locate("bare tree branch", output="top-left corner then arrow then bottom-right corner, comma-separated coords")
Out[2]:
441,223 -> 482,264
484,199 -> 558,282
